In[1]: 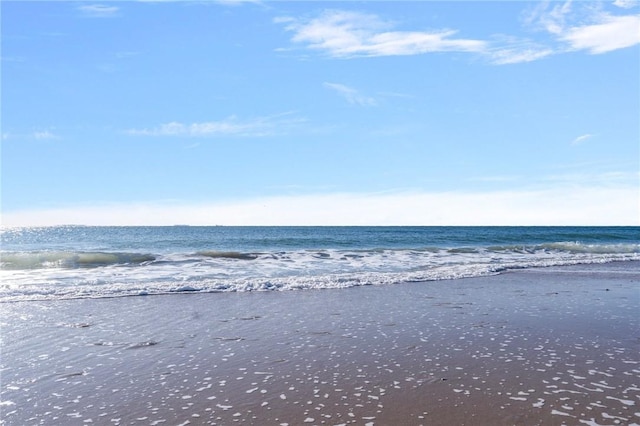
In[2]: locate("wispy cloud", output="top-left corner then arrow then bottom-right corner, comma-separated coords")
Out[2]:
613,0 -> 639,9
484,34 -> 555,64
524,0 -> 574,35
277,10 -> 487,59
277,5 -> 640,64
126,113 -> 304,137
526,1 -> 640,54
2,130 -> 60,141
33,131 -> 60,140
489,45 -> 555,65
571,133 -> 594,145
323,82 -> 376,106
77,4 -> 120,18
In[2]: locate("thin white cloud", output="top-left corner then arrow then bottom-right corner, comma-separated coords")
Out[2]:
127,113 -> 304,137
3,185 -> 637,227
571,133 -> 594,145
524,0 -> 574,36
278,5 -> 639,64
561,14 -> 640,54
614,0 -> 639,9
323,82 -> 376,106
1,131 -> 60,141
483,32 -> 557,65
489,46 -> 555,65
77,4 -> 120,18
33,131 -> 60,140
526,1 -> 640,54
277,10 -> 487,58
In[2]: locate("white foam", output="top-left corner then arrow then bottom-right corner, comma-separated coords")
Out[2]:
551,409 -> 576,417
606,396 -> 635,406
2,244 -> 638,301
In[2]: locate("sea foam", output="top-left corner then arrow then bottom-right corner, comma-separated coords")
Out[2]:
1,242 -> 638,301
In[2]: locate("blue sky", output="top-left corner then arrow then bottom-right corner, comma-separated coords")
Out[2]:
2,0 -> 639,226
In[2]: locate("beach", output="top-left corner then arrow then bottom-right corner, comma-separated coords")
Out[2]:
1,261 -> 638,425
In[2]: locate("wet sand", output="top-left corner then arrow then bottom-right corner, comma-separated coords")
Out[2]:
1,261 -> 639,425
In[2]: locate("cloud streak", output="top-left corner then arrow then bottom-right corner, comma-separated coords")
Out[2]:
127,113 -> 304,137
571,134 -> 594,145
77,4 -> 120,18
1,130 -> 60,141
488,45 -> 555,65
33,131 -> 60,140
277,10 -> 487,59
323,82 -> 376,106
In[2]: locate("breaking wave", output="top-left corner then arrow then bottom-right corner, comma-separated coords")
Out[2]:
0,251 -> 156,270
1,241 -> 638,302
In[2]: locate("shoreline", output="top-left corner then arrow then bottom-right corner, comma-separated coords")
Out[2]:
2,258 -> 639,304
2,261 -> 639,425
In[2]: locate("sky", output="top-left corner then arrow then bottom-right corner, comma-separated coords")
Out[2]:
2,0 -> 639,226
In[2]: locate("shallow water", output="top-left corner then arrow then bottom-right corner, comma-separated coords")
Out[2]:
1,226 -> 638,301
1,263 -> 638,425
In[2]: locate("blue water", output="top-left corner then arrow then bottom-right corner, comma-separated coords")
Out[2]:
1,226 -> 638,301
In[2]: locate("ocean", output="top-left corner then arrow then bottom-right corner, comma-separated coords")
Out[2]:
1,226 -> 638,302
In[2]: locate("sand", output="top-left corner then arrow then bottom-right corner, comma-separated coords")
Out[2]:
1,261 -> 639,425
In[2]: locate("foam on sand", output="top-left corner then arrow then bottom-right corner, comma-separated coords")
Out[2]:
1,262 -> 638,425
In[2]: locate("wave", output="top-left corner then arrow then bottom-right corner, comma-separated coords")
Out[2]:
1,242 -> 639,302
487,242 -> 640,254
2,257 -> 638,303
196,251 -> 259,260
539,242 -> 640,254
0,251 -> 156,270
2,242 -> 639,271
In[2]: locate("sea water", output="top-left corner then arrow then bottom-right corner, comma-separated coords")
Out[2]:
1,226 -> 638,301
